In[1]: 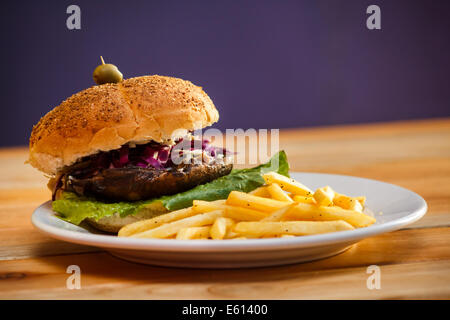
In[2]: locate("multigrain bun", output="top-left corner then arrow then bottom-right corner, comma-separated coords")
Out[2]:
28,75 -> 219,175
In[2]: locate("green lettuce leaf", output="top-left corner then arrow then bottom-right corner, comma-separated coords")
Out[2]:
52,150 -> 289,225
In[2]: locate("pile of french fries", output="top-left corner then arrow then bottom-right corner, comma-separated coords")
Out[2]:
118,172 -> 376,240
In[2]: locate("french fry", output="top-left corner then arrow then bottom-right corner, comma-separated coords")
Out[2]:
281,234 -> 295,238
193,199 -> 270,220
261,204 -> 295,222
192,199 -> 226,213
234,220 -> 354,237
334,194 -> 364,212
132,210 -> 224,239
267,183 -> 294,202
262,172 -> 313,196
210,217 -> 235,240
224,230 -> 241,239
349,199 -> 363,213
225,230 -> 259,239
292,195 -> 316,204
355,196 -> 366,207
285,202 -> 376,228
118,207 -> 196,237
193,200 -> 269,221
225,205 -> 270,220
249,186 -> 271,198
176,226 -> 211,240
226,191 -> 291,212
313,186 -> 335,206
224,206 -> 269,221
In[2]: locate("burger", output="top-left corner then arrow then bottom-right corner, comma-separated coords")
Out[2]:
28,75 -> 236,231
28,74 -> 288,234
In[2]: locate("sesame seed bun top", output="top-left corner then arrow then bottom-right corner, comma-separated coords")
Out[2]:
28,75 -> 219,175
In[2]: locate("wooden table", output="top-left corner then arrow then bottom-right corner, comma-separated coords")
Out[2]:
1,118 -> 449,299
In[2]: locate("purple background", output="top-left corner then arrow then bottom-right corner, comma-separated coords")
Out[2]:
1,0 -> 449,147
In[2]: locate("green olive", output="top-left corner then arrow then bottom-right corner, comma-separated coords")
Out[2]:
93,56 -> 123,85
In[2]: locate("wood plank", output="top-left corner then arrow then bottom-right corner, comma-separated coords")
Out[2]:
0,227 -> 448,299
0,149 -> 47,189
1,256 -> 448,300
0,188 -> 49,207
280,118 -> 450,141
0,228 -> 99,261
0,204 -> 100,260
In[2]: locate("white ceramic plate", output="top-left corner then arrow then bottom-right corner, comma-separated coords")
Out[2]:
32,172 -> 427,268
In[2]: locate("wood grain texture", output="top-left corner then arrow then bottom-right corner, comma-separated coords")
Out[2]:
0,118 -> 449,299
0,228 -> 448,299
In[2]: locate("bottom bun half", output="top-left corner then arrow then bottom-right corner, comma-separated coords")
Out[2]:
54,190 -> 168,233
86,201 -> 168,233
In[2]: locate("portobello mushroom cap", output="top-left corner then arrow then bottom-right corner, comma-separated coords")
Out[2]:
63,162 -> 233,201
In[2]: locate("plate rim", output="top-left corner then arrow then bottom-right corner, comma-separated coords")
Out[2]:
31,172 -> 428,252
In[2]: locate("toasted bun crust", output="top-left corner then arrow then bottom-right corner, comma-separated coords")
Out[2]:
28,75 -> 219,175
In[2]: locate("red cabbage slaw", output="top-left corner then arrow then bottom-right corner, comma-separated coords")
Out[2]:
90,138 -> 230,170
